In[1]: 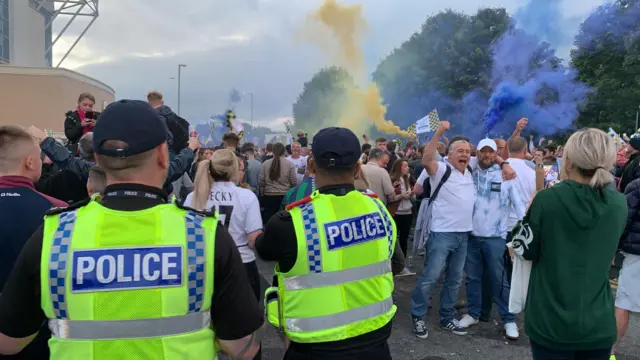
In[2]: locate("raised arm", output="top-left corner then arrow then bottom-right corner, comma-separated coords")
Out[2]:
422,121 -> 449,176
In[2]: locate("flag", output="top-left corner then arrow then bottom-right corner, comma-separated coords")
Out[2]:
609,127 -> 626,146
415,109 -> 440,134
427,109 -> 440,131
405,123 -> 416,135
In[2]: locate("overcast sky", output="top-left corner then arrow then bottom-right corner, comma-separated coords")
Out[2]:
52,0 -> 607,130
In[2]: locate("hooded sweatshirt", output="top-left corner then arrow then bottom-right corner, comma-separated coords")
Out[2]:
516,180 -> 626,351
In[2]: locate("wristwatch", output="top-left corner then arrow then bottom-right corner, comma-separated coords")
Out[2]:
499,161 -> 509,168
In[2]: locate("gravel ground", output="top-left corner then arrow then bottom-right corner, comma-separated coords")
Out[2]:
250,257 -> 640,360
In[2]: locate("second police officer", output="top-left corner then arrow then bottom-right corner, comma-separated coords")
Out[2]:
257,127 -> 397,360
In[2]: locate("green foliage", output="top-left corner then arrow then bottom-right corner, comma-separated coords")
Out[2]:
292,66 -> 354,134
371,8 -> 511,135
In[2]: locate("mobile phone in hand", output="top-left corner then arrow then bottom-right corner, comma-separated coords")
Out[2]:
86,111 -> 97,120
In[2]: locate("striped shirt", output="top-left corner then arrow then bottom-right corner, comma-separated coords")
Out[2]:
281,176 -> 316,210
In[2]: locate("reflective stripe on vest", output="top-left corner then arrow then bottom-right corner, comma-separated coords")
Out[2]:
369,197 -> 394,258
48,210 -> 79,319
283,260 -> 391,290
49,311 -> 211,340
286,297 -> 393,332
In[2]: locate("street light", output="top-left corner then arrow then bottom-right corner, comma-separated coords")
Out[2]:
636,105 -> 640,130
177,64 -> 187,116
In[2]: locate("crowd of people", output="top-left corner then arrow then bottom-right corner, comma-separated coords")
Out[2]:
0,90 -> 637,360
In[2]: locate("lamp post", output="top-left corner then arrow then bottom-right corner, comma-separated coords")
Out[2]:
636,105 -> 640,130
177,64 -> 187,116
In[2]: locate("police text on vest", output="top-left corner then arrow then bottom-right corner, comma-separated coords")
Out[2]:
324,213 -> 387,251
71,246 -> 183,292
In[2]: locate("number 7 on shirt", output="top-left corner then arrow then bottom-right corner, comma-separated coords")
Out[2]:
213,205 -> 234,229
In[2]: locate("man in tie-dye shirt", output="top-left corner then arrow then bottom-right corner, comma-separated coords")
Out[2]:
456,139 -> 526,341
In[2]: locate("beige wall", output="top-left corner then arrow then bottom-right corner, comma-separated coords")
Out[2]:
0,66 -> 115,132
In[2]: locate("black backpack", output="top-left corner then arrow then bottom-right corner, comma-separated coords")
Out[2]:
167,114 -> 190,153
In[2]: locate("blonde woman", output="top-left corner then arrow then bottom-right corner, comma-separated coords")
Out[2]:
184,149 -> 263,303
511,128 -> 626,360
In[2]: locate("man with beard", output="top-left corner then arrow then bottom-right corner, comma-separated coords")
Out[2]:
455,139 -> 523,340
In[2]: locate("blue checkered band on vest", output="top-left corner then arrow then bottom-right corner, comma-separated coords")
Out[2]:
48,210 -> 79,319
370,198 -> 394,259
185,211 -> 206,312
300,202 -> 322,273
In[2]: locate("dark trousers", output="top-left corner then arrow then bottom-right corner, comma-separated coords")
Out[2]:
284,340 -> 392,360
531,341 -> 611,360
261,195 -> 285,225
244,261 -> 262,360
393,213 -> 413,257
480,233 -> 512,321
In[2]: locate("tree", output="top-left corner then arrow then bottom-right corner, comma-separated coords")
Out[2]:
292,66 -> 354,134
571,0 -> 640,133
371,8 -> 512,137
372,7 -> 581,141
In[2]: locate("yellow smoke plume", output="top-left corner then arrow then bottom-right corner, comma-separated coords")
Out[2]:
304,0 -> 415,138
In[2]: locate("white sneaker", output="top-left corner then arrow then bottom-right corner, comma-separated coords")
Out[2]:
457,314 -> 479,328
395,267 -> 416,277
504,322 -> 519,340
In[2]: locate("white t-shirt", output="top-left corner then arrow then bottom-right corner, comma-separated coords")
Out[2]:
286,156 -> 308,185
428,161 -> 476,232
417,156 -> 478,195
505,158 -> 536,230
184,182 -> 263,263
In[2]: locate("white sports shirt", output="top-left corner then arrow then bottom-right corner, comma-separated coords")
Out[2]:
184,181 -> 263,263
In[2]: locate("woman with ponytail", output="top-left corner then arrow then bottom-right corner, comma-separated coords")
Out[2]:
510,128 -> 627,359
258,142 -> 296,223
184,149 -> 264,320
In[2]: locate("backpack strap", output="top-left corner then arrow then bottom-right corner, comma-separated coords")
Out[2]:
428,165 -> 452,205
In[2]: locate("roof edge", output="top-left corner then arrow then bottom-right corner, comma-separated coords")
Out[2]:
0,65 -> 116,95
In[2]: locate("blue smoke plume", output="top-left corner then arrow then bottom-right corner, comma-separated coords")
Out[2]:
513,0 -> 568,50
575,0 -> 640,53
481,14 -> 591,136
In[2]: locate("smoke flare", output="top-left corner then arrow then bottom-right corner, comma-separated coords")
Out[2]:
304,0 -> 415,138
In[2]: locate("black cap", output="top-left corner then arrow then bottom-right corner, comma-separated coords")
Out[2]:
312,127 -> 361,168
93,100 -> 169,158
630,137 -> 640,151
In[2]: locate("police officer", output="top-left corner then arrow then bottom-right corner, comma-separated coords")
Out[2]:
0,100 -> 264,360
257,127 -> 397,360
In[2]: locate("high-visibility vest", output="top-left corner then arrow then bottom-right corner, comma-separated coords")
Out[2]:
265,190 -> 397,343
40,200 -> 217,360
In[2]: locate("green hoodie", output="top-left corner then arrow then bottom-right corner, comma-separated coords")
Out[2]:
518,180 -> 627,351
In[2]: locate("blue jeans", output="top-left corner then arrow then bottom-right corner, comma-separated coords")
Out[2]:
410,231 -> 469,324
465,236 -> 515,323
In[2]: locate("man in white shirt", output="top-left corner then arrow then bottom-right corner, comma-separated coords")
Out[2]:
285,142 -> 307,185
410,121 -> 476,339
505,136 -> 536,268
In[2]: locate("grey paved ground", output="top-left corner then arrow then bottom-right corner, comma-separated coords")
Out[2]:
253,258 -> 640,360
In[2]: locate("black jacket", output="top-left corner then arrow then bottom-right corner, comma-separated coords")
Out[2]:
64,110 -> 83,145
155,105 -> 175,148
621,178 -> 640,255
35,169 -> 89,205
619,152 -> 640,193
